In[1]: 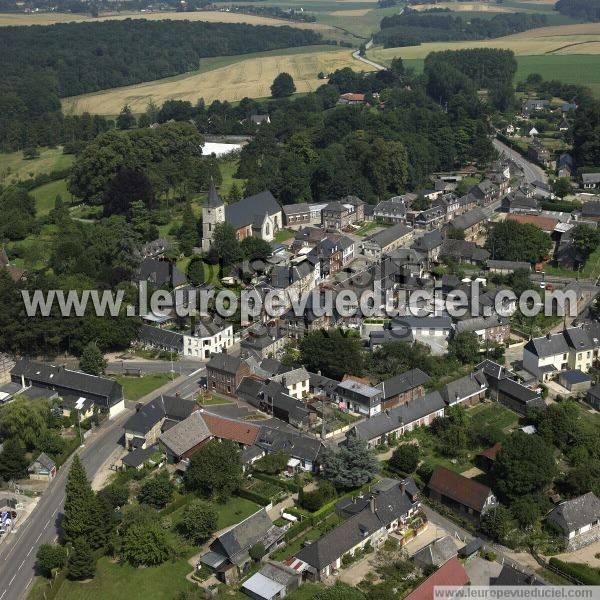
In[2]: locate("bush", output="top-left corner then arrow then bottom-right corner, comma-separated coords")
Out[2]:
253,451 -> 289,475
121,521 -> 172,566
137,471 -> 174,508
36,543 -> 68,578
549,559 -> 600,585
177,500 -> 218,545
249,542 -> 266,561
389,444 -> 419,473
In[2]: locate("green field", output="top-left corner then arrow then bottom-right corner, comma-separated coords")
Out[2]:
400,54 -> 600,96
0,147 -> 74,186
30,178 -> 73,215
114,373 -> 173,400
467,402 -> 519,432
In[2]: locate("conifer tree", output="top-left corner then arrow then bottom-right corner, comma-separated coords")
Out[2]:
68,537 -> 96,580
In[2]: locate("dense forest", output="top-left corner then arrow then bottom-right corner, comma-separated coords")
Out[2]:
555,0 -> 600,20
375,10 -> 547,47
0,0 -> 212,12
0,19 -> 322,151
1,20 -> 323,97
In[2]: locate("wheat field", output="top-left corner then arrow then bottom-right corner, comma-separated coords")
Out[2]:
369,23 -> 600,61
62,47 -> 373,115
0,10 -> 333,30
410,2 -> 529,12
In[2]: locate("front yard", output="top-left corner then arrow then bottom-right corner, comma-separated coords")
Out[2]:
114,373 -> 173,401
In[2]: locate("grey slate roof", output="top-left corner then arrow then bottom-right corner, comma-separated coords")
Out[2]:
159,410 -> 211,457
138,325 -> 184,351
441,371 -> 487,405
413,536 -> 457,567
582,201 -> 600,218
122,443 -> 160,468
125,395 -> 197,435
11,359 -> 122,405
350,391 -> 445,442
225,190 -> 280,230
295,508 -> 382,570
378,368 -> 431,400
440,239 -> 489,263
255,424 -> 323,463
413,229 -> 443,251
453,208 -> 487,231
364,224 -> 412,249
31,452 -> 56,471
455,315 -> 507,334
547,492 -> 600,534
138,258 -> 186,288
206,353 -> 243,375
206,179 -> 223,208
525,332 -> 572,358
487,260 -> 531,271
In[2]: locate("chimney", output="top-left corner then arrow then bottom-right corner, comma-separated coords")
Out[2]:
400,480 -> 406,496
546,332 -> 552,340
369,496 -> 375,513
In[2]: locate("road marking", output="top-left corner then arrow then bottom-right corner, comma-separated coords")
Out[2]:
8,575 -> 15,586
0,589 -> 6,599
35,533 -> 42,543
26,546 -> 33,557
18,560 -> 24,570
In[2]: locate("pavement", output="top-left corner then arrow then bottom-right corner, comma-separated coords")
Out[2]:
492,138 -> 548,184
0,369 -> 202,600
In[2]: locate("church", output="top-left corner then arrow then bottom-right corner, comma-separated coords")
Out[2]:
202,182 -> 282,251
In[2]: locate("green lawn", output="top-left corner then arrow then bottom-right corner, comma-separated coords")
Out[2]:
219,155 -> 246,199
214,496 -> 262,530
198,394 -> 233,406
467,402 -> 519,432
0,146 -> 74,186
31,178 -> 73,215
50,554 -> 197,600
114,373 -> 173,401
275,228 -> 295,243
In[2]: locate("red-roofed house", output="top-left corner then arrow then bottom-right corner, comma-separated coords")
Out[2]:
506,214 -> 559,234
405,557 -> 469,600
475,442 -> 502,472
337,93 -> 365,105
202,412 -> 260,447
428,466 -> 497,521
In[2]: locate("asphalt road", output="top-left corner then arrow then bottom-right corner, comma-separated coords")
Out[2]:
0,371 -> 202,600
493,138 -> 548,184
106,359 -> 204,376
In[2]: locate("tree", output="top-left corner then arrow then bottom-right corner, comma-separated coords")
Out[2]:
36,543 -> 68,578
116,105 -> 136,130
79,342 -> 107,375
298,329 -> 365,380
62,455 -> 101,545
536,400 -> 580,450
271,72 -> 296,98
485,221 -> 551,264
552,177 -> 571,198
98,483 -> 129,509
249,542 -> 266,561
480,506 -> 512,543
321,436 -> 378,491
185,439 -> 243,501
177,202 -> 199,255
0,399 -> 47,450
389,444 -> 419,474
23,147 -> 40,159
314,584 -> 365,600
493,432 -> 556,501
241,236 -> 272,261
208,222 -> 243,268
0,437 -> 27,481
511,495 -> 541,530
68,537 -> 96,580
228,182 -> 242,203
253,451 -> 289,475
571,224 -> 600,258
103,168 -> 155,217
448,331 -> 480,364
137,471 -> 174,508
186,255 -> 205,286
177,500 -> 218,544
121,521 -> 172,566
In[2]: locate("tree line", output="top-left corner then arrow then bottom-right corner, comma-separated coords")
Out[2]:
555,0 -> 600,20
375,9 -> 547,48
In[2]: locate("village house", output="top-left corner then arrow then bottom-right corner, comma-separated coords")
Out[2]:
414,205 -> 446,230
124,394 -> 198,450
347,390 -> 446,448
412,536 -> 457,569
428,466 -> 497,521
487,260 -> 531,275
582,173 -> 600,190
523,324 -> 600,380
0,248 -> 26,283
206,354 -> 252,396
581,200 -> 600,222
377,368 -> 430,409
454,315 -> 510,344
139,238 -> 172,260
200,509 -> 286,584
361,224 -> 413,260
506,213 -> 559,235
405,557 -> 469,600
439,239 -> 489,265
250,114 -> 270,126
136,258 -> 186,289
28,453 -> 56,481
337,92 -> 365,105
373,199 -> 408,224
294,478 -> 420,581
321,196 -> 364,230
393,316 -> 453,355
282,202 -> 311,228
159,410 -> 261,462
412,229 -> 443,266
528,139 -> 552,168
335,377 -> 382,417
11,359 -> 125,418
469,180 -> 499,207
497,378 -> 545,415
440,371 -> 488,407
241,325 -> 287,361
451,208 -> 487,242
546,492 -> 600,551
587,383 -> 600,410
502,191 -> 540,214
241,561 -> 302,600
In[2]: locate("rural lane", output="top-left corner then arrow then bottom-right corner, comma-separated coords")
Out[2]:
493,138 -> 548,184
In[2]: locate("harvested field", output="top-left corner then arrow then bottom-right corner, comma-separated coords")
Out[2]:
411,2 -> 527,12
329,8 -> 371,15
62,46 -> 373,115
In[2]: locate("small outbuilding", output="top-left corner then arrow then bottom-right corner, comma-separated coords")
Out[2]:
28,453 -> 56,481
558,369 -> 592,393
